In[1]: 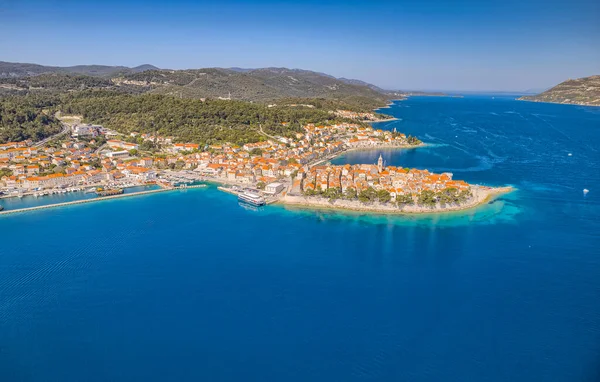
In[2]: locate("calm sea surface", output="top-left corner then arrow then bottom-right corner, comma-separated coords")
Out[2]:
1,96 -> 599,381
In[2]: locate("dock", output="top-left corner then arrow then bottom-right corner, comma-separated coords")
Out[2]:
0,184 -> 206,216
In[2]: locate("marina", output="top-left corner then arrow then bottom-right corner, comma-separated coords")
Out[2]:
0,184 -> 206,215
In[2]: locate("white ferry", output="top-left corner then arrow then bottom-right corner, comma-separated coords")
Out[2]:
238,191 -> 266,206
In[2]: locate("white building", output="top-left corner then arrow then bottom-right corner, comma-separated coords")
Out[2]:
264,182 -> 284,195
72,124 -> 101,138
104,150 -> 130,158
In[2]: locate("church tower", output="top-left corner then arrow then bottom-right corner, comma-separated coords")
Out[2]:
378,154 -> 383,173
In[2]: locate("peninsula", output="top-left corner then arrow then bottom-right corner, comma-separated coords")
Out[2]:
0,61 -> 512,215
519,75 -> 600,107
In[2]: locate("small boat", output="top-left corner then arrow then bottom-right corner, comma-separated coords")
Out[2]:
583,189 -> 589,195
568,153 -> 572,156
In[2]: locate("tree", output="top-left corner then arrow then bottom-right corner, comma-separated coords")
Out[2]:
418,190 -> 437,207
396,194 -> 414,207
256,181 -> 266,190
139,140 -> 156,152
324,187 -> 342,200
407,135 -> 421,145
358,187 -> 377,203
250,148 -> 263,156
0,168 -> 13,178
129,149 -> 139,156
344,187 -> 357,200
376,189 -> 391,203
458,189 -> 473,203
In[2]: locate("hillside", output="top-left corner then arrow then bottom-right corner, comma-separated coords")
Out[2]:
0,95 -> 62,143
61,92 -> 369,146
0,61 -> 159,78
121,67 -> 390,108
519,75 -> 600,106
0,62 -> 390,109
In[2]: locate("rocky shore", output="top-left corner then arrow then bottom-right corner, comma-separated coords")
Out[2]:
279,186 -> 513,215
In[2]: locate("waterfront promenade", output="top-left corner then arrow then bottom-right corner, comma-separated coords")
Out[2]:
0,185 -> 206,216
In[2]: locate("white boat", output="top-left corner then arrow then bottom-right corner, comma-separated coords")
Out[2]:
238,191 -> 266,206
583,189 -> 589,195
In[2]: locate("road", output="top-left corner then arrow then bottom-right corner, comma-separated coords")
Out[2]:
33,123 -> 70,148
258,124 -> 280,141
94,142 -> 107,154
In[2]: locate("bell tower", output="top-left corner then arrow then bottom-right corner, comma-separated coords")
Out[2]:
377,154 -> 383,173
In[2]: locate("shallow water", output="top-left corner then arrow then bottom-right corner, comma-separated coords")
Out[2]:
1,96 -> 599,381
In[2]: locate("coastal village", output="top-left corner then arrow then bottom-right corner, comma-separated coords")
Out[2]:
0,116 -> 504,214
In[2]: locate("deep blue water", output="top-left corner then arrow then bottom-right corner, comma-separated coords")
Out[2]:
1,96 -> 599,382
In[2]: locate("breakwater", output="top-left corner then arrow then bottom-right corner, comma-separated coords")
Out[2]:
0,185 -> 206,216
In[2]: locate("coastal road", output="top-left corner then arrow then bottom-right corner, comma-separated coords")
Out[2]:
33,123 -> 70,148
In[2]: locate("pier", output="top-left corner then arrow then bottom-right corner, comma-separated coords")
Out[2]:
0,184 -> 206,216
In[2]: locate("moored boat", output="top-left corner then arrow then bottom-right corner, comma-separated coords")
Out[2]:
96,188 -> 125,197
238,191 -> 266,206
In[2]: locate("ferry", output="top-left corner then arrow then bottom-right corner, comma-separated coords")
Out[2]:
238,191 -> 266,206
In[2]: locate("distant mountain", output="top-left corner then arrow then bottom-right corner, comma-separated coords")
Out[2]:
519,75 -> 600,106
0,61 -> 160,78
338,78 -> 385,93
522,87 -> 549,95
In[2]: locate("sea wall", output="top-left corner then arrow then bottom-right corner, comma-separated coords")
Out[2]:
0,185 -> 206,216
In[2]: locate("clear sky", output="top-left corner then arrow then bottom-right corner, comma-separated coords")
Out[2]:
1,0 -> 598,91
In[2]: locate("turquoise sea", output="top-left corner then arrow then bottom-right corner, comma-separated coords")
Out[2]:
1,96 -> 599,381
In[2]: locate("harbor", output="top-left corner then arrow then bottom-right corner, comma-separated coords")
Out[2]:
0,184 -> 206,216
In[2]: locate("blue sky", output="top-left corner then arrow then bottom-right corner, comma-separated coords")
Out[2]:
1,0 -> 598,91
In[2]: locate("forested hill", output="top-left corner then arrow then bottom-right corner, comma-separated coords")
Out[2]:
518,75 -> 600,106
0,61 -> 159,78
61,92 -> 367,146
0,95 -> 62,143
117,67 -> 389,107
1,62 -> 390,109
0,62 -> 394,145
